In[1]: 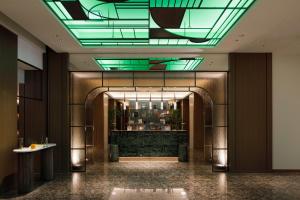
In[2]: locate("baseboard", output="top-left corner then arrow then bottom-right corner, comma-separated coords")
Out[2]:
272,169 -> 300,173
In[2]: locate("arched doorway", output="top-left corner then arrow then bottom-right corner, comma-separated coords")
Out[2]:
82,86 -> 223,170
69,71 -> 228,172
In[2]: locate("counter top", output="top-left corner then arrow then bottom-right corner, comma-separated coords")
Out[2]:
111,130 -> 188,132
13,143 -> 56,153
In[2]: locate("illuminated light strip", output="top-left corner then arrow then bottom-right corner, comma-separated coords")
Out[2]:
43,0 -> 256,47
47,2 -> 66,19
95,58 -> 204,71
55,2 -> 73,19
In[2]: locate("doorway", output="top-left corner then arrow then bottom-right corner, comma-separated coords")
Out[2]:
69,71 -> 228,172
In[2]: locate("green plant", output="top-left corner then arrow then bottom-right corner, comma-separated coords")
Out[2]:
108,108 -> 121,129
171,110 -> 182,130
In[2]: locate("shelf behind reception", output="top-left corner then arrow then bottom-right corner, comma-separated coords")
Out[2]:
110,130 -> 188,157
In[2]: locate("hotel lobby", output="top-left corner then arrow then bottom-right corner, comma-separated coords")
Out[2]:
1,0 -> 300,199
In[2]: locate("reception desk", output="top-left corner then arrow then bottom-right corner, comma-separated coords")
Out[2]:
110,130 -> 188,157
13,144 -> 56,194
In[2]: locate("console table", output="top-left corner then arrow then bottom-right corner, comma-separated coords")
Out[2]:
13,143 -> 56,194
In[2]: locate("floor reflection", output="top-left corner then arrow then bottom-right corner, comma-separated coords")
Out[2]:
109,188 -> 188,200
11,161 -> 300,200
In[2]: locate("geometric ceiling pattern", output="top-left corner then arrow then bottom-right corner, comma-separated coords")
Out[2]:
95,57 -> 203,70
44,0 -> 256,47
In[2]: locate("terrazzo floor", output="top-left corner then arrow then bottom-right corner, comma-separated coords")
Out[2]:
5,162 -> 300,200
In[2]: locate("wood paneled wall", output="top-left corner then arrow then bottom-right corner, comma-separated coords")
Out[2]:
0,25 -> 18,192
193,93 -> 204,150
181,98 -> 189,131
229,53 -> 272,172
93,93 -> 105,161
24,70 -> 47,146
47,48 -> 70,172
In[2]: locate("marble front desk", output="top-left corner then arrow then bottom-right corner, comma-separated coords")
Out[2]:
110,130 -> 188,157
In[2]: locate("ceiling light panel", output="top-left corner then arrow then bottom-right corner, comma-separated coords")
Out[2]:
96,57 -> 203,70
44,0 -> 256,47
106,91 -> 191,100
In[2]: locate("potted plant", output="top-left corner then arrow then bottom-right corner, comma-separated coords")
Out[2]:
171,109 -> 182,130
108,108 -> 121,130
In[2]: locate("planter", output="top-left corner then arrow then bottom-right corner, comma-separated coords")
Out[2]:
178,144 -> 188,162
110,144 -> 119,162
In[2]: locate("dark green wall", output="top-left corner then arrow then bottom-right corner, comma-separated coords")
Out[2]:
111,131 -> 188,157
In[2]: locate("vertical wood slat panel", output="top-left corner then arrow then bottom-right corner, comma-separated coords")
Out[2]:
229,53 -> 272,172
0,25 -> 18,192
24,70 -> 45,146
47,48 -> 69,172
93,93 -> 105,162
194,93 -> 204,150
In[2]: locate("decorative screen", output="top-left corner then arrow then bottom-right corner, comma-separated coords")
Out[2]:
96,57 -> 203,70
44,0 -> 256,47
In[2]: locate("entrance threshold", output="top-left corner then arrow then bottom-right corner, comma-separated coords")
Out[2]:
119,157 -> 178,162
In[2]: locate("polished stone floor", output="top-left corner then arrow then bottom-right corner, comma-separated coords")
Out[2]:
6,162 -> 300,200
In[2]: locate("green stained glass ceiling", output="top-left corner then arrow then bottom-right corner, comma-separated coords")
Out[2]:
96,58 -> 203,70
44,0 -> 256,47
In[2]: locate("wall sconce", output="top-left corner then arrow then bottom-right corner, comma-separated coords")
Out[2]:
149,93 -> 152,110
160,92 -> 163,110
135,93 -> 138,110
173,92 -> 177,110
135,101 -> 139,110
123,92 -> 126,110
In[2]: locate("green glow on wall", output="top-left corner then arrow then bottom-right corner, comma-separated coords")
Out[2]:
95,58 -> 203,70
43,0 -> 256,47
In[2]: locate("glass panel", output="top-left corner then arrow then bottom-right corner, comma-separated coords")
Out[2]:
71,149 -> 86,171
85,126 -> 94,147
96,58 -> 203,71
71,72 -> 102,104
204,127 -> 212,162
196,72 -> 227,104
71,127 -> 85,149
201,0 -> 231,7
165,72 -> 195,86
70,105 -> 85,126
212,127 -> 227,149
213,105 -> 227,127
204,103 -> 213,126
44,0 -> 255,47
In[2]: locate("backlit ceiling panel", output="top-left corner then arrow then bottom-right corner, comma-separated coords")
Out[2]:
44,0 -> 256,47
95,57 -> 203,70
